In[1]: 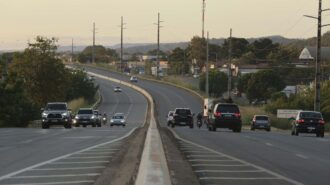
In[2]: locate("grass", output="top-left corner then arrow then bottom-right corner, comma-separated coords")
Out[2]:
239,105 -> 292,130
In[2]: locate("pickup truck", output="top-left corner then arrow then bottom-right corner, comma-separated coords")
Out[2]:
41,102 -> 72,129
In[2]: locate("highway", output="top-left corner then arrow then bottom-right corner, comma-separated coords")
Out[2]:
0,77 -> 148,185
84,66 -> 330,185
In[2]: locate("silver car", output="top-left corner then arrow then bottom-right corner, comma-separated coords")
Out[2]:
110,113 -> 126,127
251,115 -> 271,132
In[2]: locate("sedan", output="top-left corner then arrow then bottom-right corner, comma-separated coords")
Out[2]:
291,111 -> 325,137
251,115 -> 271,132
114,86 -> 122,92
110,113 -> 126,127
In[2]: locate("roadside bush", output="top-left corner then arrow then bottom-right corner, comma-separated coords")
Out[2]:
200,70 -> 228,97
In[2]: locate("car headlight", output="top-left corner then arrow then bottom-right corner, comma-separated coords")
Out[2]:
110,119 -> 114,123
42,113 -> 48,117
75,115 -> 79,119
121,120 -> 125,123
91,115 -> 96,119
62,112 -> 68,117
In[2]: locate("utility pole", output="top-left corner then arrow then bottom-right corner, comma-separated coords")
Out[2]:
92,22 -> 96,63
206,32 -> 209,98
202,0 -> 206,38
120,16 -> 126,72
228,29 -> 232,99
304,0 -> 330,111
71,38 -> 74,62
155,13 -> 163,77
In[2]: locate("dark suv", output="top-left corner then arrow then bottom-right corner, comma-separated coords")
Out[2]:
207,103 -> 242,132
41,102 -> 72,129
291,111 -> 325,137
171,108 -> 194,128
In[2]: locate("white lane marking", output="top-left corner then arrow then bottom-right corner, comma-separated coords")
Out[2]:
265,142 -> 273,147
0,127 -> 137,181
95,130 -> 126,132
187,155 -> 223,158
195,170 -> 264,173
1,180 -> 95,185
296,154 -> 309,159
182,151 -> 213,154
192,164 -> 248,167
31,166 -> 106,171
188,159 -> 234,162
170,130 -> 304,185
67,156 -> 110,159
75,152 -> 115,155
62,136 -> 98,139
199,177 -> 281,180
10,173 -> 100,179
52,161 -> 109,164
20,139 -> 34,144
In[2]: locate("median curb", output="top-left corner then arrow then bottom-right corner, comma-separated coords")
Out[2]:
86,71 -> 172,185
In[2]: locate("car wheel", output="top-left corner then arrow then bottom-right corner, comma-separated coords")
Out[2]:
92,124 -> 96,127
97,124 -> 101,127
123,124 -> 126,127
208,126 -> 212,131
171,123 -> 175,128
75,124 -> 80,127
42,124 -> 49,129
266,128 -> 271,132
251,126 -> 255,131
295,127 -> 299,136
83,124 -> 87,128
110,124 -> 113,127
212,126 -> 216,132
190,124 -> 194,129
320,132 -> 325,138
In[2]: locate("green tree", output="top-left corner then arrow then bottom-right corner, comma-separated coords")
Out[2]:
250,38 -> 279,60
189,36 -> 206,69
221,37 -> 249,59
9,36 -> 69,107
168,47 -> 189,74
237,73 -> 253,93
200,70 -> 228,97
246,70 -> 285,102
78,45 -> 119,63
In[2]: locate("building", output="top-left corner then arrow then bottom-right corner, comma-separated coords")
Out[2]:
298,46 -> 330,65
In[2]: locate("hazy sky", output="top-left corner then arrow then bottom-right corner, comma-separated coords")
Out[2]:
0,0 -> 329,50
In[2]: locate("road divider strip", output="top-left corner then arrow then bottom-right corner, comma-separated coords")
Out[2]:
86,71 -> 172,185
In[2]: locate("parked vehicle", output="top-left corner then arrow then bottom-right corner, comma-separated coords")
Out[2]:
41,102 -> 72,129
171,108 -> 194,128
73,108 -> 99,127
207,103 -> 242,132
114,86 -> 122,92
291,111 -> 325,137
167,111 -> 174,126
251,115 -> 271,131
130,76 -> 138,82
110,113 -> 126,127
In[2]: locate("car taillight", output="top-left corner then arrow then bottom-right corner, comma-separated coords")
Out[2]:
215,112 -> 221,117
319,120 -> 325,125
297,119 -> 305,124
235,113 -> 241,117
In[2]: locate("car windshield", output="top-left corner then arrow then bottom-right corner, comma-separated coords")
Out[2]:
175,109 -> 191,115
46,104 -> 66,110
217,105 -> 239,113
256,116 -> 268,120
78,110 -> 93,114
300,112 -> 322,119
113,116 -> 124,119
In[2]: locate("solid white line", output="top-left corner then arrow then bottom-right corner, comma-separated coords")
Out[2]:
195,170 -> 264,173
265,142 -> 273,146
296,154 -> 309,159
52,161 -> 109,164
188,159 -> 233,162
89,149 -> 120,151
199,177 -> 281,180
187,155 -> 222,158
192,164 -> 248,167
67,156 -> 110,159
31,166 -> 106,171
170,130 -> 304,185
0,127 -> 137,181
75,152 -> 115,155
2,180 -> 95,185
10,173 -> 100,179
182,151 -> 212,154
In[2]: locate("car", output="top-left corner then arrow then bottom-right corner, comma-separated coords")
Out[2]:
41,102 -> 72,129
171,108 -> 194,128
291,111 -> 325,137
110,113 -> 126,127
114,86 -> 122,92
130,76 -> 138,82
73,108 -> 100,127
166,111 -> 174,126
207,103 -> 242,132
251,115 -> 271,131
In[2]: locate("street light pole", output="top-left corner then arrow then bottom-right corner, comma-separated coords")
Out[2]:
228,29 -> 232,99
206,32 -> 209,98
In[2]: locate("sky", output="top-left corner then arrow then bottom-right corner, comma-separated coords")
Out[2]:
0,0 -> 330,50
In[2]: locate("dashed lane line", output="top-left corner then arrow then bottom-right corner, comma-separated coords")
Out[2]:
1,180 -> 95,185
9,173 -> 100,179
31,166 -> 106,171
51,161 -> 109,164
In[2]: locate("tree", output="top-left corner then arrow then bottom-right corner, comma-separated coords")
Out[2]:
8,36 -> 70,107
168,47 -> 190,74
246,70 -> 285,103
78,45 -> 119,63
221,37 -> 249,59
189,36 -> 206,69
237,73 -> 253,93
237,52 -> 256,65
200,70 -> 228,97
250,38 -> 279,60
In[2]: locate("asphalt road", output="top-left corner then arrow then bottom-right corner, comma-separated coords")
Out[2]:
0,77 -> 148,185
84,66 -> 330,185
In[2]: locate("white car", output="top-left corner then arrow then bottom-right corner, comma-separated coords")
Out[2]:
114,86 -> 122,92
130,76 -> 138,82
110,113 -> 126,127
